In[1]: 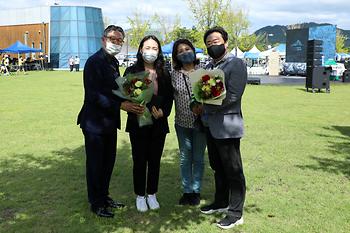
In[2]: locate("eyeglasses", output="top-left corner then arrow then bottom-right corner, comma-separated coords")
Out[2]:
105,36 -> 124,44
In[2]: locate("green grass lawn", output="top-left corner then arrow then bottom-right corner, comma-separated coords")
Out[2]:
0,71 -> 349,233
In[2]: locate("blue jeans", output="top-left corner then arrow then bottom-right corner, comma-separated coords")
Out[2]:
175,124 -> 207,193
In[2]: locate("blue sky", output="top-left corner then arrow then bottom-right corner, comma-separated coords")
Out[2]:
3,0 -> 350,32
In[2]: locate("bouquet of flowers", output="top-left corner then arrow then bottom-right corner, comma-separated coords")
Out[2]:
112,71 -> 154,127
189,68 -> 226,105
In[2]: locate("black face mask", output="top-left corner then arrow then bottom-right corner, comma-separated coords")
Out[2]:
207,44 -> 226,59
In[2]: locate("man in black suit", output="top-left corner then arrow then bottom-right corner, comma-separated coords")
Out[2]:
77,25 -> 144,218
193,27 -> 247,230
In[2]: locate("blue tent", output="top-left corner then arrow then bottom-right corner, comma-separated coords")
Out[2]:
161,41 -> 204,55
335,53 -> 350,61
161,41 -> 174,54
244,52 -> 260,59
0,41 -> 42,54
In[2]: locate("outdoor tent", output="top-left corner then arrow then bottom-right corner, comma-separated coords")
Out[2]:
230,47 -> 244,58
244,45 -> 261,59
259,44 -> 286,58
335,53 -> 350,61
161,41 -> 204,55
0,41 -> 42,54
324,59 -> 337,66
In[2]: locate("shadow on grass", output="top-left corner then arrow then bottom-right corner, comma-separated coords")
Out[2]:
1,137 -> 242,232
296,126 -> 350,179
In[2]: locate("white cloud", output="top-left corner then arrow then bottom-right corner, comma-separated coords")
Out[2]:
2,0 -> 350,31
236,0 -> 350,31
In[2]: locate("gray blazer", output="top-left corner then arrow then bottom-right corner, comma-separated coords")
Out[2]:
203,53 -> 247,139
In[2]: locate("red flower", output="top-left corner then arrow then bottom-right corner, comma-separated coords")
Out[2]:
217,81 -> 224,90
211,86 -> 220,97
144,78 -> 152,85
202,75 -> 210,82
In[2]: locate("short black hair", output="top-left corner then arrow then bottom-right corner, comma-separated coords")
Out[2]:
203,26 -> 228,44
103,25 -> 125,38
172,39 -> 199,70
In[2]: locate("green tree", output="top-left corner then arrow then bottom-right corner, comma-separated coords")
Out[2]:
336,31 -> 349,53
238,33 -> 256,52
152,14 -> 181,44
127,12 -> 151,48
237,33 -> 265,52
187,0 -> 250,53
186,0 -> 229,31
218,6 -> 249,50
169,26 -> 205,51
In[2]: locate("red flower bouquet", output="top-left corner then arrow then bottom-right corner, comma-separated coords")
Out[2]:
113,71 -> 154,126
189,68 -> 226,105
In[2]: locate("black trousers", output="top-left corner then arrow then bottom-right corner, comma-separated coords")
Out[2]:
129,129 -> 166,196
70,65 -> 74,72
83,130 -> 117,207
206,130 -> 246,218
75,64 -> 80,72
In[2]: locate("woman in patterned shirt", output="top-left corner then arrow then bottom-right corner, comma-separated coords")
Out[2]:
171,39 -> 207,206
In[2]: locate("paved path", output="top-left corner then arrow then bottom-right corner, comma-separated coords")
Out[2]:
248,75 -> 305,85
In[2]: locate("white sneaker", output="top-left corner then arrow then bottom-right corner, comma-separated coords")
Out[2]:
136,196 -> 148,212
147,194 -> 160,210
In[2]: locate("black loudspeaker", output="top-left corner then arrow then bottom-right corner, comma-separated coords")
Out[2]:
307,40 -> 323,68
306,67 -> 330,93
343,70 -> 350,82
305,40 -> 330,93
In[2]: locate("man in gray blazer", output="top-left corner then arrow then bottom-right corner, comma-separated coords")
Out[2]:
193,26 -> 247,230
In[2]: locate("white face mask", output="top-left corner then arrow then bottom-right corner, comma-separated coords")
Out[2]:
105,41 -> 122,56
142,51 -> 158,64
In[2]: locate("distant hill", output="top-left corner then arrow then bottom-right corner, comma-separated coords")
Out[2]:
254,22 -> 350,48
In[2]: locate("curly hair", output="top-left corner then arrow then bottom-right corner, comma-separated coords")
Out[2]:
171,39 -> 200,70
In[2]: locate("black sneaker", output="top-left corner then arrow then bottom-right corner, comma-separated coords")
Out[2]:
200,202 -> 228,214
189,193 -> 200,206
179,193 -> 192,205
217,215 -> 244,229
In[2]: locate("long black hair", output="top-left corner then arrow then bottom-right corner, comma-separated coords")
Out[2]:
135,35 -> 166,75
172,38 -> 199,70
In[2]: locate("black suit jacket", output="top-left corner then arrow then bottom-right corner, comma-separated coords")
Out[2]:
124,64 -> 173,135
77,48 -> 124,134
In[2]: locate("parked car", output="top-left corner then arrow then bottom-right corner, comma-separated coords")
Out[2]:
118,55 -> 137,67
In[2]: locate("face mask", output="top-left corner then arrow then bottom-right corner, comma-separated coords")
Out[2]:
207,44 -> 226,59
142,51 -> 158,64
105,41 -> 122,56
177,51 -> 195,64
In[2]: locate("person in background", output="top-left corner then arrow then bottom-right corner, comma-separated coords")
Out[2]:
171,39 -> 206,206
3,54 -> 10,76
193,26 -> 247,230
75,55 -> 80,72
39,53 -> 44,70
69,56 -> 75,72
17,56 -> 26,74
77,25 -> 143,218
0,55 -> 7,76
124,35 -> 173,212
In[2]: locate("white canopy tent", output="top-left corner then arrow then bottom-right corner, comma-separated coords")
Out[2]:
248,45 -> 261,54
230,47 -> 244,58
259,44 -> 286,58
